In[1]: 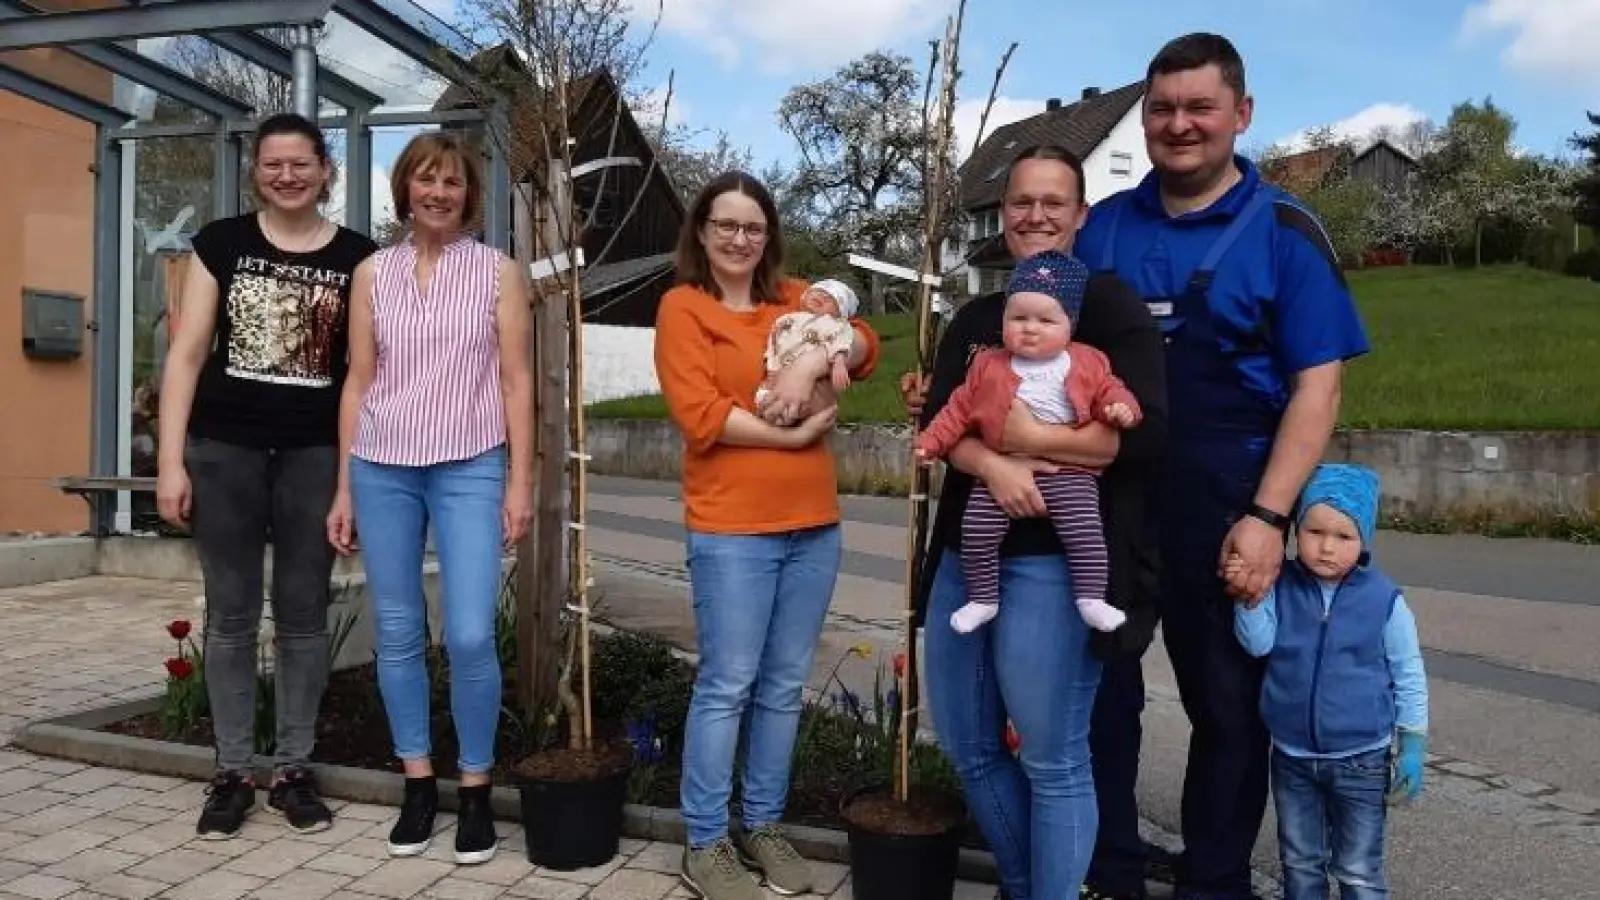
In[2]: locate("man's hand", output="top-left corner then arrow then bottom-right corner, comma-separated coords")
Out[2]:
978,454 -> 1058,518
899,371 -> 929,422
1219,515 -> 1286,602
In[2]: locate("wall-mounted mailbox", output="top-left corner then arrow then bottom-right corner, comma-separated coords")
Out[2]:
21,288 -> 84,360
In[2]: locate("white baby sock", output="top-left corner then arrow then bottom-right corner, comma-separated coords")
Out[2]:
1077,597 -> 1127,632
950,601 -> 999,634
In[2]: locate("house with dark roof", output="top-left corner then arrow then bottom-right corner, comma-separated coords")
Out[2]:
1260,138 -> 1418,198
436,44 -> 684,327
953,81 -> 1148,295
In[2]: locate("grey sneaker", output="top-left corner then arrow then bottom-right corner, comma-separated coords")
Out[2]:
681,838 -> 763,900
736,823 -> 813,896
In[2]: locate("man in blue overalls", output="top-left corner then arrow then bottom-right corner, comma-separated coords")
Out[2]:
1076,33 -> 1370,900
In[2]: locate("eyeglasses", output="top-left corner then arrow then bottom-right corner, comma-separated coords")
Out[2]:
705,217 -> 769,241
1004,197 -> 1079,218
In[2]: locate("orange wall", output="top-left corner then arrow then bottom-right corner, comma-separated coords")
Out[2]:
0,80 -> 102,533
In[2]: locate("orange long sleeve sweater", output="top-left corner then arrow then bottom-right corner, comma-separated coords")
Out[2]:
654,279 -> 881,534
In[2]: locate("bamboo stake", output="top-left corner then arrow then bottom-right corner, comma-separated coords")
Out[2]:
898,0 -> 965,805
546,45 -> 598,752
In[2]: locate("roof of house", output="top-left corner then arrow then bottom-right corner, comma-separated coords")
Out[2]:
1261,137 -> 1419,190
959,80 -> 1146,210
1260,144 -> 1352,189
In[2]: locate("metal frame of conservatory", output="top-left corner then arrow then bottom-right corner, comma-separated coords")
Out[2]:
0,0 -> 509,534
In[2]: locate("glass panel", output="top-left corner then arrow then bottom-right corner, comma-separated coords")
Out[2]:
136,34 -> 300,117
129,135 -> 214,531
318,10 -> 451,113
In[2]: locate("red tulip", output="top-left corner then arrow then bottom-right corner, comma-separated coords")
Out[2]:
167,620 -> 192,641
165,657 -> 195,680
1004,720 -> 1021,754
892,652 -> 907,678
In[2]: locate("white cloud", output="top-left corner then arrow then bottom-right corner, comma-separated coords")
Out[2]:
951,95 -> 1044,161
1275,102 -> 1430,152
647,0 -> 946,72
1461,0 -> 1600,80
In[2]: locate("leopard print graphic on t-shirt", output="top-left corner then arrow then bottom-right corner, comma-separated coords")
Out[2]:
223,256 -> 350,388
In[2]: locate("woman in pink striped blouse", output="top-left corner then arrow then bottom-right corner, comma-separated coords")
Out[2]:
326,132 -> 534,866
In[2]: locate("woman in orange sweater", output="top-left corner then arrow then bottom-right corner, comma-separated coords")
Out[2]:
655,171 -> 879,900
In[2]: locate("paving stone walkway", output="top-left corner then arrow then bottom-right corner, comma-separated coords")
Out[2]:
0,578 -> 1000,900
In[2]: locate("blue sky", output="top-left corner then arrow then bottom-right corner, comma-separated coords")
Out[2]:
620,0 -> 1597,168
340,0 -> 1599,225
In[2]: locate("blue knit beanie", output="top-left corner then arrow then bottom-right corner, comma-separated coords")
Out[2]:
1297,463 -> 1380,548
1007,249 -> 1089,320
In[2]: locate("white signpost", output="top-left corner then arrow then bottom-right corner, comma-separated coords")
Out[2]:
846,251 -> 952,318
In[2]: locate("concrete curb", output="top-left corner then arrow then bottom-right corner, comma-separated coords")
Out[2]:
14,700 -> 1002,884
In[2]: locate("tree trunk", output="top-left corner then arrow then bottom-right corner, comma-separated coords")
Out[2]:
1474,219 -> 1484,268
513,180 -> 570,725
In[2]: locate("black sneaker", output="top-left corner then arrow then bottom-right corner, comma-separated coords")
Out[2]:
267,766 -> 333,834
387,776 -> 438,857
196,771 -> 254,840
454,784 -> 498,865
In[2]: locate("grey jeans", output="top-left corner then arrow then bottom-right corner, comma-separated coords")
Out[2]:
186,437 -> 337,773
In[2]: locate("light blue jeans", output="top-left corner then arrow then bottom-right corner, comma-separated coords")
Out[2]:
679,525 -> 842,848
924,548 -> 1103,900
349,445 -> 507,775
1273,747 -> 1392,900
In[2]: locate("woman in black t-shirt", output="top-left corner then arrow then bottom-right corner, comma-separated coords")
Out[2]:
156,113 -> 377,841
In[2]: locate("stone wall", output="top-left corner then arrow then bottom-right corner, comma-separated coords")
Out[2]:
588,419 -> 1600,523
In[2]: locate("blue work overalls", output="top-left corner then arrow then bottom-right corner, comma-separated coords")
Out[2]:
1098,188 -> 1283,899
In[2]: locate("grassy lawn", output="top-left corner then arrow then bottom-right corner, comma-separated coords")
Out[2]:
1340,266 -> 1598,430
589,266 -> 1600,430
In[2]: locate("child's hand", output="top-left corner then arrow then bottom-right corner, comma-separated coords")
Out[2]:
830,356 -> 852,393
1389,730 -> 1427,804
1223,552 -> 1257,605
1104,402 -> 1136,428
913,446 -> 937,467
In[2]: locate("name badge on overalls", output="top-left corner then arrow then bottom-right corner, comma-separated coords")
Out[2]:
1147,301 -> 1174,318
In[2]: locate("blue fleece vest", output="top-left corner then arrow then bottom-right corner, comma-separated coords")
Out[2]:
1260,562 -> 1399,755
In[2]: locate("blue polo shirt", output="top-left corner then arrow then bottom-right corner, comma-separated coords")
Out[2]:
1076,156 -> 1370,414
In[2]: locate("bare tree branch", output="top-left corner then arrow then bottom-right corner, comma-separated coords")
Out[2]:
969,42 -> 1017,160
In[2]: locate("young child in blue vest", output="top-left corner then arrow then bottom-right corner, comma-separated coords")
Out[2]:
1231,463 -> 1428,900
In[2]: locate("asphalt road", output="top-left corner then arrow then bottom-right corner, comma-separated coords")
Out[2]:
585,474 -> 1600,899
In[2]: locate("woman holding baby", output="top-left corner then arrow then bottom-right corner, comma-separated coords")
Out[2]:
654,171 -> 880,900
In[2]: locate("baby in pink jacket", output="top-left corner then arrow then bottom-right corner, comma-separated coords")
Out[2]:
916,249 -> 1140,634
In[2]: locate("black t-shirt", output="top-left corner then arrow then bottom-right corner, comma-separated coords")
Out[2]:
188,214 -> 378,448
920,273 -> 1168,651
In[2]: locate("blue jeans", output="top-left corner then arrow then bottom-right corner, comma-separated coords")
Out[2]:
679,526 -> 842,848
1272,747 -> 1392,900
924,549 -> 1103,900
350,445 -> 507,775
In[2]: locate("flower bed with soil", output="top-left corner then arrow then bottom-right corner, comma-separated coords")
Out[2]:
102,624 -> 982,845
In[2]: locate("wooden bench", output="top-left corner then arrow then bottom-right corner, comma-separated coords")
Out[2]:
55,475 -> 156,537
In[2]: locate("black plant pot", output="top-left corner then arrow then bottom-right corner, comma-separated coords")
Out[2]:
519,762 -> 631,870
841,784 -> 966,900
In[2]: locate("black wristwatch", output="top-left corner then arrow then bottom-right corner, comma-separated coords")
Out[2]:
1243,502 -> 1291,532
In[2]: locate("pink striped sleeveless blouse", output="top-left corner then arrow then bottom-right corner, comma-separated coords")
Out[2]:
351,235 -> 506,466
